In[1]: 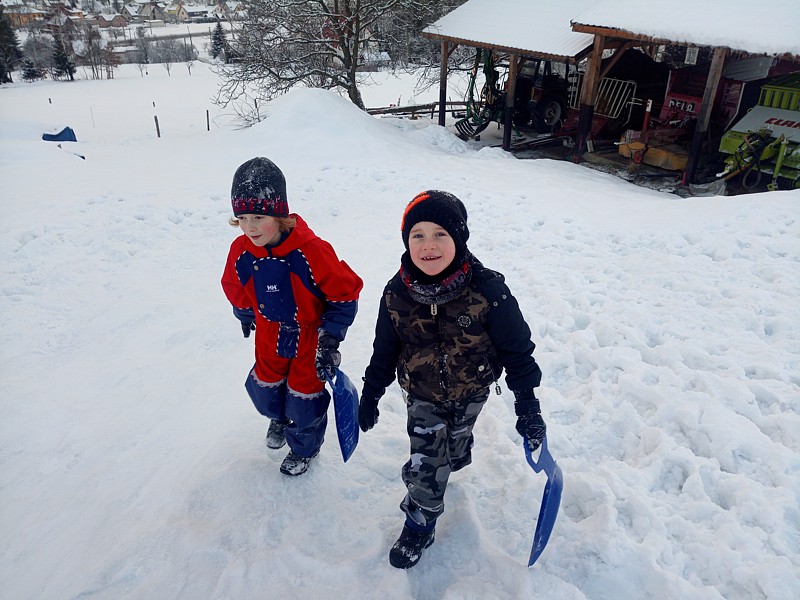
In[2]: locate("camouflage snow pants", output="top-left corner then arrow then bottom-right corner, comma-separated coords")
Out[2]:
400,389 -> 490,528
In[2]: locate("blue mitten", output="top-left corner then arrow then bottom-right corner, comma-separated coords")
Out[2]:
233,306 -> 256,338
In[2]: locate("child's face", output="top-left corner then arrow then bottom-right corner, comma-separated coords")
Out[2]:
238,214 -> 282,246
408,221 -> 456,277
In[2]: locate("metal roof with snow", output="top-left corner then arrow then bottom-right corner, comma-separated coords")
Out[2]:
422,0 -> 596,63
571,0 -> 800,59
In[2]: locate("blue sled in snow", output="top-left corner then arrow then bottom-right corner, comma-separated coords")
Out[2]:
325,368 -> 359,462
42,126 -> 77,142
524,435 -> 563,566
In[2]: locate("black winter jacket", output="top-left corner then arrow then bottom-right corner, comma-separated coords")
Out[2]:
363,257 -> 542,403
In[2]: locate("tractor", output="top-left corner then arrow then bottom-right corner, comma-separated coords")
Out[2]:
454,49 -> 663,143
454,49 -> 572,139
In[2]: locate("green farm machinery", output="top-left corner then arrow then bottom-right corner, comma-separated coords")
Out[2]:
718,73 -> 800,190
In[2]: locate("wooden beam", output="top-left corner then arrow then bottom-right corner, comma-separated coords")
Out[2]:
421,32 -> 588,65
503,54 -> 519,151
575,33 -> 605,155
599,41 -> 635,79
684,46 -> 728,185
571,22 -> 800,61
571,23 -> 683,48
580,34 -> 605,107
438,40 -> 449,127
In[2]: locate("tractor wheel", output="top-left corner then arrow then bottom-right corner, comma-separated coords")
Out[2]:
531,95 -> 566,133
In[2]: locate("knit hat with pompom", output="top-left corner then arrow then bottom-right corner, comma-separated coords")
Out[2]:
401,190 -> 469,255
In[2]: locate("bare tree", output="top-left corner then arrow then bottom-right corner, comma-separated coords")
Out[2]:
134,28 -> 150,76
22,31 -> 55,78
81,26 -> 104,80
103,45 -> 120,79
182,40 -> 198,75
214,0 -> 447,123
152,38 -> 182,76
373,0 -> 467,68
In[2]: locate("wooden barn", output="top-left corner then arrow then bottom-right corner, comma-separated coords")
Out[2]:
423,0 -> 800,189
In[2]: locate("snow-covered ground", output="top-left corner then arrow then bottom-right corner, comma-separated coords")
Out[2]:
1,63 -> 798,600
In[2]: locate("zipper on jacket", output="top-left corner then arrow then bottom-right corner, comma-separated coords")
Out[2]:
488,358 -> 501,395
432,303 -> 448,397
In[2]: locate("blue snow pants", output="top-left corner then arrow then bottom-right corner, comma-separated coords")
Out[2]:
245,366 -> 330,458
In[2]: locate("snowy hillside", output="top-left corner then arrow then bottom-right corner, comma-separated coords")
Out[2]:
1,63 -> 798,600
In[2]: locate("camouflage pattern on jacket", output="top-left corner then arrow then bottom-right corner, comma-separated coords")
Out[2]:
362,257 -> 541,404
387,283 -> 499,402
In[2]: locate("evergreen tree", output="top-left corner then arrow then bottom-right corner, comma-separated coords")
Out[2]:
211,21 -> 227,62
52,42 -> 76,81
0,7 -> 22,84
22,58 -> 43,82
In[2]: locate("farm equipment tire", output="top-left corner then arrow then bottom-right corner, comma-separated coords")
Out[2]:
531,95 -> 566,133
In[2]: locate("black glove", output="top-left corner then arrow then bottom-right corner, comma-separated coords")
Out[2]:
233,306 -> 256,338
315,331 -> 341,382
358,395 -> 380,432
513,389 -> 546,451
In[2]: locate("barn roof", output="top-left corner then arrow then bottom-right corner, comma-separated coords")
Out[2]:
422,0 -> 596,63
423,0 -> 800,61
571,0 -> 800,58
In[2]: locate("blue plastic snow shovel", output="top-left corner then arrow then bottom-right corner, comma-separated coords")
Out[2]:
325,368 -> 359,463
524,435 -> 563,566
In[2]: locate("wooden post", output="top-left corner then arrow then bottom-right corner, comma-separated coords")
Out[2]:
683,47 -> 728,185
576,34 -> 605,156
206,109 -> 210,131
503,54 -> 519,151
154,115 -> 161,138
438,41 -> 449,127
599,42 -> 633,79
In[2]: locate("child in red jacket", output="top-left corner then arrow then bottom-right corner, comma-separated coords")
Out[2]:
221,157 -> 363,476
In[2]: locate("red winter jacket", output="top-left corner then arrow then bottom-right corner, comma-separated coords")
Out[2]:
222,216 -> 362,390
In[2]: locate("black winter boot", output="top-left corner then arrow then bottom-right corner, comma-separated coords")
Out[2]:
265,419 -> 288,449
279,450 -> 317,476
389,524 -> 435,569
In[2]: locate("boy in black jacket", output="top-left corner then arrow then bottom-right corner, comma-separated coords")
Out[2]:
359,190 -> 546,568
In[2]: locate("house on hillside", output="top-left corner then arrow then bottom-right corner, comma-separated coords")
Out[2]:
165,4 -> 188,23
138,2 -> 167,22
209,4 -> 225,20
182,4 -> 220,23
3,3 -> 45,27
96,13 -> 129,28
223,0 -> 245,21
43,12 -> 79,35
121,3 -> 140,22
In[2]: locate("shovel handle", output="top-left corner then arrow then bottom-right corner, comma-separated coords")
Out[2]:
323,368 -> 339,388
524,435 -> 557,477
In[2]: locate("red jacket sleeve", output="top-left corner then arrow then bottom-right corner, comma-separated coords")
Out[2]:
221,236 -> 253,310
304,238 -> 363,340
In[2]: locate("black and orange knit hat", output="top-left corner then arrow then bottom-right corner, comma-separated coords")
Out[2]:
231,157 -> 289,217
401,190 -> 469,254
